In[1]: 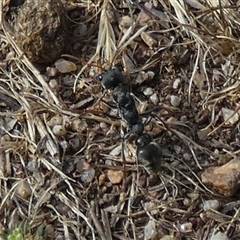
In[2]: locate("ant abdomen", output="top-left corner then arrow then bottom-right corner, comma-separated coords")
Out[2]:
136,134 -> 162,173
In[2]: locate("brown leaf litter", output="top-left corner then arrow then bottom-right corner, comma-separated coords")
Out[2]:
1,0 -> 240,239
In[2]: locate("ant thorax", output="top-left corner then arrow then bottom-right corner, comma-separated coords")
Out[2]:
113,85 -> 142,133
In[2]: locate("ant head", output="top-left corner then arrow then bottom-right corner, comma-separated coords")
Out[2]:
98,67 -> 126,90
136,133 -> 152,148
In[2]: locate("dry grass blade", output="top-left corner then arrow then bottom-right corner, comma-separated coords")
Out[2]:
56,192 -> 96,240
116,24 -> 148,56
188,43 -> 201,103
39,157 -> 74,182
89,203 -> 107,240
74,0 -> 116,91
1,0 -> 240,239
74,1 -> 147,91
101,209 -> 113,240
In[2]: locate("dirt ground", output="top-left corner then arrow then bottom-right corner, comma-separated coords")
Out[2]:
1,0 -> 240,239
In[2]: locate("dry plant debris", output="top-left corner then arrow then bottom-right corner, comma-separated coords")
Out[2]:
1,0 -> 240,239
8,0 -> 67,64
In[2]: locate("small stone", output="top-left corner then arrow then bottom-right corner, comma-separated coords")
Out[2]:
47,115 -> 63,127
80,168 -> 95,183
137,2 -> 153,24
26,159 -> 38,172
187,192 -> 199,200
136,71 -> 150,84
203,200 -> 221,211
68,136 -> 81,152
150,93 -> 158,105
144,220 -> 157,240
55,58 -> 77,73
46,67 -> 59,77
49,79 -> 58,89
107,170 -> 124,184
147,71 -> 155,80
76,159 -> 91,173
71,118 -> 88,132
210,231 -> 230,240
178,222 -> 192,233
180,115 -> 188,122
221,107 -> 239,125
16,180 -> 32,199
145,202 -> 159,215
98,174 -> 106,186
99,122 -> 108,131
193,72 -> 205,88
160,236 -> 178,240
183,197 -> 191,206
197,128 -> 211,140
173,145 -> 181,154
143,87 -> 154,96
201,158 -> 240,196
183,153 -> 191,161
173,78 -> 181,89
170,95 -> 181,107
119,16 -> 134,32
52,125 -> 66,136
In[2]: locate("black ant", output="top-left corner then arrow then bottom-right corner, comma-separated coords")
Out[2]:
98,67 -> 162,174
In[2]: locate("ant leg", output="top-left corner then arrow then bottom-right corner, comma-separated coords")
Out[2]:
140,106 -> 164,127
150,113 -> 168,129
101,99 -> 117,110
143,115 -> 153,126
120,129 -> 131,191
120,127 -> 134,186
121,136 -> 126,177
103,112 -> 121,121
92,89 -> 107,108
140,106 -> 162,116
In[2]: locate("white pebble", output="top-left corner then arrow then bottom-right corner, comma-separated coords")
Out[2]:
179,222 -> 192,233
170,95 -> 181,107
173,78 -> 181,89
183,197 -> 191,206
210,232 -> 230,240
143,87 -> 154,96
203,200 -> 220,211
221,107 -> 239,125
81,168 -> 95,183
144,220 -> 157,240
150,93 -> 158,105
180,115 -> 188,122
173,145 -> 181,154
49,79 -> 58,89
183,153 -> 191,161
99,122 -> 108,130
147,71 -> 155,80
52,125 -> 66,136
